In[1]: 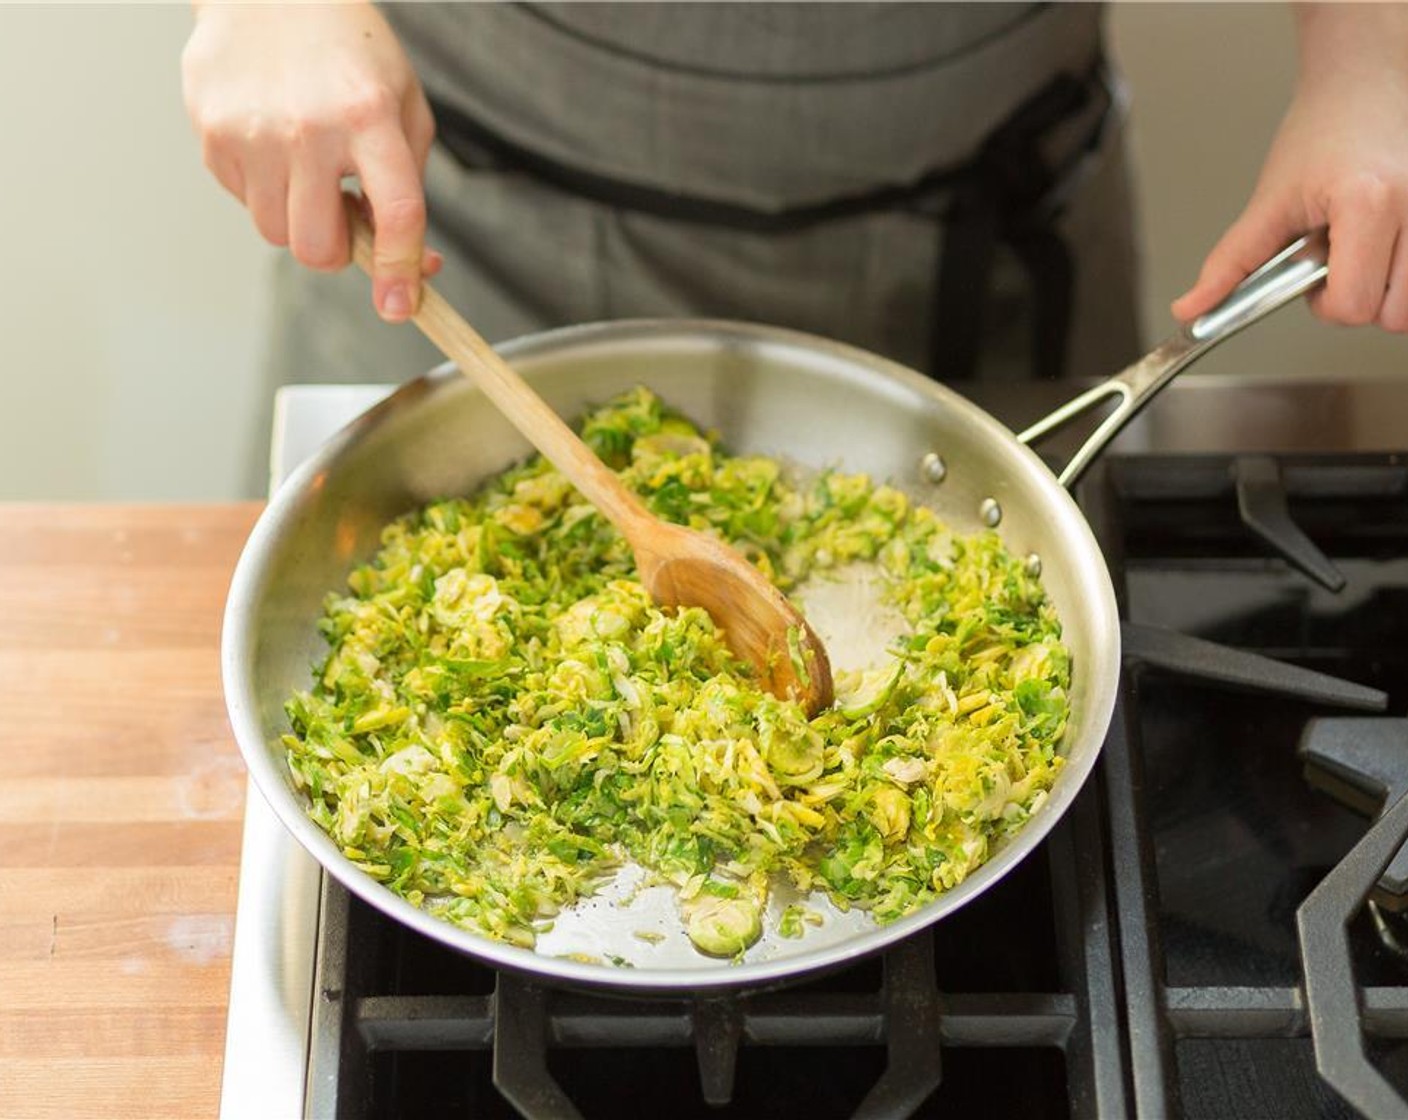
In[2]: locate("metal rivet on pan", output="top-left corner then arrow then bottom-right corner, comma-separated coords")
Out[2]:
920,452 -> 947,484
1025,553 -> 1042,577
979,498 -> 1002,527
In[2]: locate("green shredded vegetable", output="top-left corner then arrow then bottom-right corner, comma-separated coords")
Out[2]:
282,387 -> 1070,955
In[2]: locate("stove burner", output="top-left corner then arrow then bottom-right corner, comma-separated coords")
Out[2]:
1367,900 -> 1408,965
1300,718 -> 1408,908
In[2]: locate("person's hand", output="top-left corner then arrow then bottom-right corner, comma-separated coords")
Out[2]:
182,2 -> 440,322
1172,4 -> 1408,333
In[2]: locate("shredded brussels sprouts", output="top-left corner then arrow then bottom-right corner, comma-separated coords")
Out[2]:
283,387 -> 1070,956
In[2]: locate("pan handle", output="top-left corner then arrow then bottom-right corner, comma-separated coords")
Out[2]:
1018,229 -> 1329,490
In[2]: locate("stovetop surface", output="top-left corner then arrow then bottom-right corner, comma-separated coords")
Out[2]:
223,375 -> 1408,1120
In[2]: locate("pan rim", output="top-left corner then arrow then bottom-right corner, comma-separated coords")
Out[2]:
222,317 -> 1120,993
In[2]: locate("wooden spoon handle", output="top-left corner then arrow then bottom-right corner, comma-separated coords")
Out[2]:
345,204 -> 651,536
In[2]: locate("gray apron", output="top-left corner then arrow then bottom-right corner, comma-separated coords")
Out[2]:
256,2 -> 1142,492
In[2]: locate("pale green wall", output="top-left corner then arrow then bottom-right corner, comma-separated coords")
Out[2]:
0,4 -> 270,501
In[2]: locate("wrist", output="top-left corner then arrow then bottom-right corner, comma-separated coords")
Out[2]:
1295,3 -> 1408,86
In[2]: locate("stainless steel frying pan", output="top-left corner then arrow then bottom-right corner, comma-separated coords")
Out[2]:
223,232 -> 1327,993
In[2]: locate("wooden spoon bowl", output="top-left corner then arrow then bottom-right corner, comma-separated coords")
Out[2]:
632,518 -> 832,708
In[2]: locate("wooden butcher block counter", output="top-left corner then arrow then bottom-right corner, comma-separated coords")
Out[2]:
0,504 -> 263,1120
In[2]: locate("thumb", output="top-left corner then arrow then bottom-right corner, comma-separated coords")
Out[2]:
1171,198 -> 1303,322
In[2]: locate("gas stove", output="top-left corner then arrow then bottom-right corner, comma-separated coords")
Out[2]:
220,371 -> 1408,1119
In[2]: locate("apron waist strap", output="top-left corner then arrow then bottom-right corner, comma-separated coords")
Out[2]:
432,98 -> 977,233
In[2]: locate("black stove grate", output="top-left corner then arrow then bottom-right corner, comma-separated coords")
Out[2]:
1086,453 -> 1408,1119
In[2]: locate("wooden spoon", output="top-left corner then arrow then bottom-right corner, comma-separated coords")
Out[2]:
345,207 -> 833,714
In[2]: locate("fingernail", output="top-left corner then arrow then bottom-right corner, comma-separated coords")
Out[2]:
382,284 -> 412,321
